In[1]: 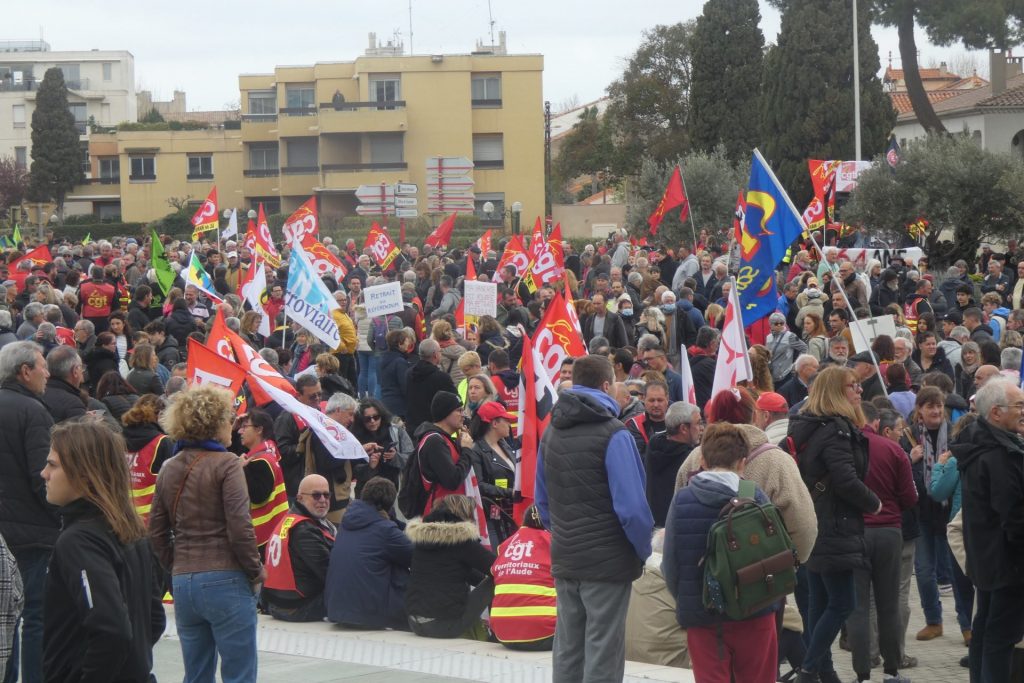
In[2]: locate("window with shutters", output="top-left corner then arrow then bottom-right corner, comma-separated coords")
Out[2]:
472,134 -> 504,169
471,74 -> 502,107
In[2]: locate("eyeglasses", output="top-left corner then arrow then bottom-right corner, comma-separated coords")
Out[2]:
996,403 -> 1024,412
363,414 -> 381,422
302,491 -> 331,500
846,382 -> 863,391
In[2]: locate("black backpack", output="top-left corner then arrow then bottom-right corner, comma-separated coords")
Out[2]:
397,433 -> 440,518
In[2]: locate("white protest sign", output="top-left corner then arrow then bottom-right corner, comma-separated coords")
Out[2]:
850,314 -> 897,354
363,281 -> 404,317
833,247 -> 924,269
464,280 -> 497,318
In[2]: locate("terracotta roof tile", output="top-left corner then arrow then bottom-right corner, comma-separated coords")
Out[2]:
888,89 -> 963,115
896,73 -> 1024,120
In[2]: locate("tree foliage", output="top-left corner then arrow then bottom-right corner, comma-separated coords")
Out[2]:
626,147 -> 745,246
760,0 -> 895,208
0,156 -> 29,210
689,0 -> 765,162
140,107 -> 165,123
27,68 -> 83,217
605,22 -> 696,176
553,106 -> 616,197
843,133 -> 1024,267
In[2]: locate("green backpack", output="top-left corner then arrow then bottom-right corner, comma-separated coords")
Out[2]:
701,479 -> 798,621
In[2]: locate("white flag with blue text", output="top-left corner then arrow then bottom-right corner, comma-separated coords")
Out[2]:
285,242 -> 341,348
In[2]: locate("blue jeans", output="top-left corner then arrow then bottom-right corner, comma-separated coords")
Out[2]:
5,547 -> 50,683
914,531 -> 944,625
803,569 -> 856,675
173,571 -> 258,683
357,350 -> 380,398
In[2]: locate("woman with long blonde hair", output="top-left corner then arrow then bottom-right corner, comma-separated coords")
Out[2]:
41,420 -> 165,681
787,366 -> 881,682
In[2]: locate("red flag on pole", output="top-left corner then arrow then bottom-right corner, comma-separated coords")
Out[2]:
424,212 -> 457,248
513,331 -> 558,524
648,165 -> 689,235
532,291 -> 587,384
187,338 -> 246,394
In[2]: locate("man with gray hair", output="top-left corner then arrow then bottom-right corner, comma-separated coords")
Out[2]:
0,310 -> 15,349
644,402 -> 702,527
778,353 -> 819,407
404,337 -> 456,438
956,378 -> 1024,682
765,312 -> 808,385
306,392 -> 365,524
0,341 -> 56,682
1000,347 -> 1023,383
41,345 -> 88,424
16,302 -> 43,341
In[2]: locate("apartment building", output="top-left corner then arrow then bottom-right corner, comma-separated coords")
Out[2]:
239,33 -> 544,228
0,40 -> 136,167
66,128 -> 242,222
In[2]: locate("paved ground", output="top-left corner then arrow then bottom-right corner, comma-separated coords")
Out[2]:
151,590 -> 969,683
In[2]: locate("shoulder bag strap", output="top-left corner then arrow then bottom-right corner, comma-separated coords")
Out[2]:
171,451 -> 212,525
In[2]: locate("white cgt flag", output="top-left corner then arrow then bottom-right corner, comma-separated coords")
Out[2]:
711,283 -> 753,400
285,241 -> 341,348
223,208 -> 238,240
240,256 -> 272,337
679,343 -> 697,405
250,376 -> 367,461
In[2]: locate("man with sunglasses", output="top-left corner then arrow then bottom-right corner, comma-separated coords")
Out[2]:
263,474 -> 337,623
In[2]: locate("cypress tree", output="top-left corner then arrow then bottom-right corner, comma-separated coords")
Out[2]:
688,0 -> 765,162
28,67 -> 83,218
760,0 -> 895,206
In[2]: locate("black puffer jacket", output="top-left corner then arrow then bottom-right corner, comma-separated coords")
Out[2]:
101,393 -> 140,423
43,499 -> 165,683
405,511 -> 496,620
164,307 -> 197,348
83,346 -> 119,393
0,382 -> 59,551
42,377 -> 88,424
404,361 -> 456,438
787,413 -> 880,573
643,433 -> 693,527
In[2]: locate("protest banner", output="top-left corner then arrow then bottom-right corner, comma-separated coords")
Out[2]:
463,280 -> 497,318
363,281 -> 404,317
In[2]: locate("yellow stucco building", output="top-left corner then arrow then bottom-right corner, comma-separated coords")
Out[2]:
68,36 -> 545,231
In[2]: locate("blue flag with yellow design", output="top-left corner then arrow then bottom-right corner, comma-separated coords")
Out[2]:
736,150 -> 806,323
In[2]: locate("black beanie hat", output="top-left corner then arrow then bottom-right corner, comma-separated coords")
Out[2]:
430,391 -> 463,422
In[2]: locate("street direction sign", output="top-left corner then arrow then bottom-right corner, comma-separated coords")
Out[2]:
393,196 -> 418,207
395,183 -> 418,195
425,156 -> 473,172
355,184 -> 394,201
394,208 -> 419,218
355,205 -> 391,215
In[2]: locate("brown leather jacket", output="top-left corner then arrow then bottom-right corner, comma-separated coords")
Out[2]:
149,448 -> 262,581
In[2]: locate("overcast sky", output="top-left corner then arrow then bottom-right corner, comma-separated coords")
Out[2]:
7,0 -> 987,113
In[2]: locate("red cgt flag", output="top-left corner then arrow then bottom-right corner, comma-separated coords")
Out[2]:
424,212 -> 457,249
513,330 -> 558,524
648,165 -> 689,235
186,338 -> 246,395
365,223 -> 402,270
282,197 -> 319,247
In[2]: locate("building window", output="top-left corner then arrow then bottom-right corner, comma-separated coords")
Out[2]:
369,133 -> 404,164
12,104 -> 25,128
60,64 -> 81,89
102,62 -> 112,81
69,102 -> 88,135
129,156 -> 156,181
472,134 -> 504,169
187,154 -> 214,180
250,198 -> 281,215
475,192 -> 505,226
99,157 -> 119,182
285,138 -> 318,171
14,147 -> 26,169
249,144 -> 279,170
80,142 -> 90,175
471,74 -> 502,107
248,90 -> 277,116
285,85 -> 315,111
368,75 -> 401,110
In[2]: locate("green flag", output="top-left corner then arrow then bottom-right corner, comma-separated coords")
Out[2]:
82,233 -> 92,245
12,224 -> 22,246
151,229 -> 175,295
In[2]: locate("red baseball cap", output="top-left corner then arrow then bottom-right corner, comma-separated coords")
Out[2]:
754,392 -> 788,413
476,401 -> 516,423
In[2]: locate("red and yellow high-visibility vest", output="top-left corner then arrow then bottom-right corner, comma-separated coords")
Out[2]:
490,527 -> 556,643
127,434 -> 165,525
264,513 -> 335,595
246,442 -> 289,548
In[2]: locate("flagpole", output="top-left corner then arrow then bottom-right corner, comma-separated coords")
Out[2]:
281,311 -> 288,349
751,148 -> 887,397
678,165 -> 699,250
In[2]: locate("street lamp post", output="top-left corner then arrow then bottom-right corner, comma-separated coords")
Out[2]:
511,201 -> 522,235
482,200 -> 522,234
853,0 -> 862,161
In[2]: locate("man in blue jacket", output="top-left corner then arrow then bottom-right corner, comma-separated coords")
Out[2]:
536,355 -> 654,683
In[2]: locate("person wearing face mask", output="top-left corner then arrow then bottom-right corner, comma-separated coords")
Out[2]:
616,294 -> 636,343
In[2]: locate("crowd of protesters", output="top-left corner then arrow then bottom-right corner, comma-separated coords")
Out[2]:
0,224 -> 1021,683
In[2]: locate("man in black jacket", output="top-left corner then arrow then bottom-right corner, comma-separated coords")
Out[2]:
580,293 -> 628,349
41,346 -> 88,424
956,378 -> 1024,683
404,339 -> 457,438
689,326 -> 720,409
143,320 -> 181,369
411,392 -> 475,516
262,474 -> 337,622
0,341 -> 57,683
644,402 -> 702,527
126,285 -> 153,332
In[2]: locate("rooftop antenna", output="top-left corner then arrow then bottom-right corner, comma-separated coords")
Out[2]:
409,0 -> 414,54
487,0 -> 495,46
